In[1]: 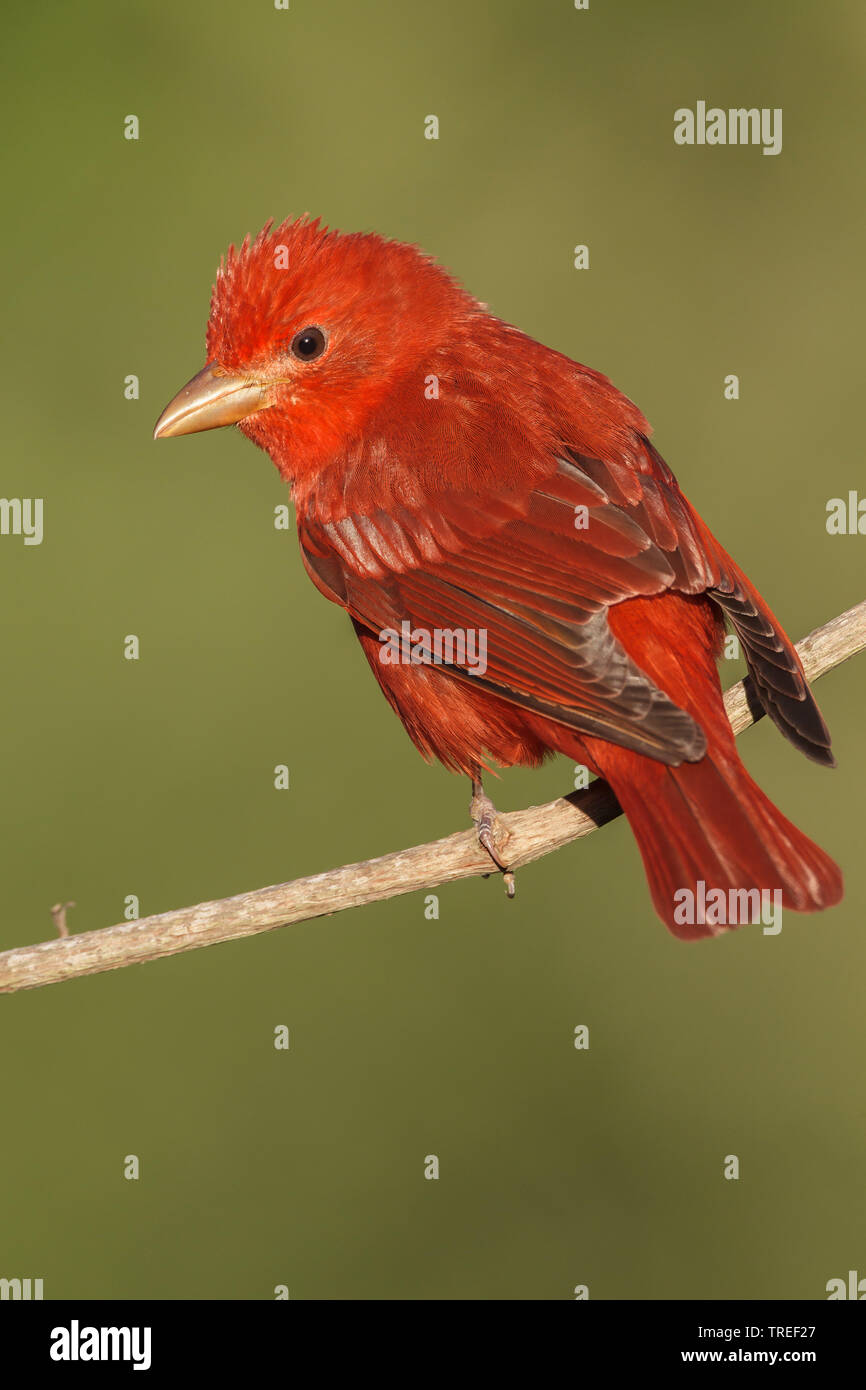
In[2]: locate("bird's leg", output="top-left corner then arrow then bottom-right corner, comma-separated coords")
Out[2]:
470,776 -> 516,898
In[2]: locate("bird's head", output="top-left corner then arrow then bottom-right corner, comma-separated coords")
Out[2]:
154,216 -> 481,481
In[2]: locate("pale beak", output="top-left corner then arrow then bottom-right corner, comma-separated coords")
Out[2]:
153,361 -> 271,439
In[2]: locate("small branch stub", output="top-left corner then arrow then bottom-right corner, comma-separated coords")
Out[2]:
50,902 -> 76,939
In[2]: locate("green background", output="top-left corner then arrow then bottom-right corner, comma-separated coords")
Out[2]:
1,0 -> 863,1300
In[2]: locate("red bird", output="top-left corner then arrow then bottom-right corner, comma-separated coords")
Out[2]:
155,217 -> 842,938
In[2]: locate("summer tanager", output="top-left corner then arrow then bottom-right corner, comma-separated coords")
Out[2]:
154,217 -> 842,938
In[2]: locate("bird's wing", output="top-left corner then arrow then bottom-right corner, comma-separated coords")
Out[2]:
298,440 -> 831,765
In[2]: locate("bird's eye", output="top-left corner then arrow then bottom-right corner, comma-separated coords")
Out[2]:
290,326 -> 327,362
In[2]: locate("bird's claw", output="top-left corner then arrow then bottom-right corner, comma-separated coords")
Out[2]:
470,783 -> 516,898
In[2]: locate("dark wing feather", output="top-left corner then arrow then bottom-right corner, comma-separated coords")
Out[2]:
706,564 -> 834,766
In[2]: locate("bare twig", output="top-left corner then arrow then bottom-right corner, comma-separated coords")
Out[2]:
1,600 -> 863,994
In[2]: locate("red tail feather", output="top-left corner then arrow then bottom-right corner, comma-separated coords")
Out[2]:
556,590 -> 842,937
590,746 -> 843,939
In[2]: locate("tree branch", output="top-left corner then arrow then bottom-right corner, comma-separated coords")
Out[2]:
2,600 -> 864,994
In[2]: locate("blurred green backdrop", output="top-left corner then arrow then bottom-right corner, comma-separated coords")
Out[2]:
0,0 -> 863,1300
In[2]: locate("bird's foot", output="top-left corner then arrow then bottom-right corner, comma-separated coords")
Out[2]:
470,779 -> 516,898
